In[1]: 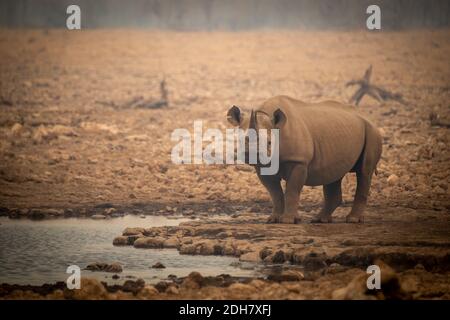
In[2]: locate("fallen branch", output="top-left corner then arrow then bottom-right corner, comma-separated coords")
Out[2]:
132,79 -> 169,109
118,79 -> 169,110
429,112 -> 450,128
346,65 -> 405,106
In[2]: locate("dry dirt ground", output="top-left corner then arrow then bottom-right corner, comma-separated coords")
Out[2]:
0,29 -> 449,299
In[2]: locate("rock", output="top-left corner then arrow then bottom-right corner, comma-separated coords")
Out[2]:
10,123 -> 24,136
85,262 -> 123,273
181,272 -> 204,289
122,278 -> 145,294
387,174 -> 399,186
163,237 -> 179,248
249,279 -> 267,289
272,250 -> 288,263
433,186 -> 445,195
154,281 -> 169,292
179,244 -> 197,254
104,208 -> 117,215
223,243 -> 236,256
46,209 -> 64,216
151,262 -> 166,269
65,278 -> 109,300
133,237 -> 165,248
137,285 -> 159,298
80,122 -> 118,134
165,285 -> 179,295
213,243 -> 225,255
216,231 -> 229,239
126,234 -> 144,244
32,126 -> 56,143
122,227 -> 145,236
227,282 -> 255,295
303,252 -> 328,271
29,209 -> 47,220
414,263 -> 425,271
332,261 -> 408,300
401,275 -> 419,294
91,214 -> 106,219
198,241 -> 215,255
267,269 -> 305,282
326,263 -> 347,275
259,248 -> 273,260
239,251 -> 262,263
112,274 -> 120,280
32,125 -> 76,144
112,236 -> 129,246
331,269 -> 370,300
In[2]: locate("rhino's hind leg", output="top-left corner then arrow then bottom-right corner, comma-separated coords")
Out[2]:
346,122 -> 382,223
312,178 -> 343,223
346,171 -> 372,223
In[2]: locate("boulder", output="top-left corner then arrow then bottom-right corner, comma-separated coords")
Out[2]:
267,269 -> 304,282
179,244 -> 197,255
133,237 -> 165,248
181,272 -> 204,290
122,278 -> 145,294
64,278 -> 109,300
163,237 -> 179,248
151,262 -> 166,269
331,261 -> 408,300
137,285 -> 159,298
123,227 -> 145,236
112,236 -> 129,246
239,251 -> 262,263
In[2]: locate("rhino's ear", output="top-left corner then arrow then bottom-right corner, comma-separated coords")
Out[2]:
227,105 -> 241,126
272,108 -> 286,128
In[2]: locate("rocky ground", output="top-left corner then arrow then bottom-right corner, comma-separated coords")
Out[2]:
0,29 -> 449,299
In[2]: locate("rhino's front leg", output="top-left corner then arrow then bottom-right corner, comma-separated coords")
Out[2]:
257,172 -> 284,223
281,163 -> 307,224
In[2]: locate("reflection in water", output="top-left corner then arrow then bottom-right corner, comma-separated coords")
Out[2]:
0,216 -> 258,285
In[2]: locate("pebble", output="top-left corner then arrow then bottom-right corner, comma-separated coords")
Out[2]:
387,174 -> 399,186
151,262 -> 166,269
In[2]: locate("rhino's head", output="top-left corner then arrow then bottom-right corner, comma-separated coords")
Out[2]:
227,105 -> 286,166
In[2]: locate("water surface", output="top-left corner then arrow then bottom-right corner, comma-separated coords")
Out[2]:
0,216 -> 258,285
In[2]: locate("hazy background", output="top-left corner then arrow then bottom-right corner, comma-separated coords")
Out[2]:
0,0 -> 449,30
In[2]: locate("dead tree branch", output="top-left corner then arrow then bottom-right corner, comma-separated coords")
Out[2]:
346,65 -> 405,106
121,79 -> 169,109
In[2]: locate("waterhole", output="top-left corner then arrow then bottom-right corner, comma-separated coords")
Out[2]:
0,215 -> 259,285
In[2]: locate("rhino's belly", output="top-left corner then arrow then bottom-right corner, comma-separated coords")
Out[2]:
305,155 -> 361,186
304,123 -> 365,186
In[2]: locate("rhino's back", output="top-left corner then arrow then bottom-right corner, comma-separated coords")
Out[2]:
259,96 -> 367,185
